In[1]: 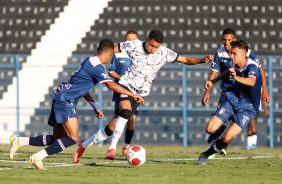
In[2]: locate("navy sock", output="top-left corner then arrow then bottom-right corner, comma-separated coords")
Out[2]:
29,135 -> 54,146
204,138 -> 229,156
45,136 -> 76,156
124,129 -> 134,144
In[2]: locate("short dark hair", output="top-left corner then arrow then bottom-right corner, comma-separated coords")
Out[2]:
125,30 -> 138,37
230,40 -> 249,53
97,39 -> 114,52
222,28 -> 235,36
148,30 -> 163,43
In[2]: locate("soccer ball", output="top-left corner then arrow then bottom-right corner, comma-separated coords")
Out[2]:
126,145 -> 147,166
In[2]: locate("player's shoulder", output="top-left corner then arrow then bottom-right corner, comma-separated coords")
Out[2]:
246,57 -> 260,68
114,52 -> 130,58
216,47 -> 229,57
88,55 -> 102,68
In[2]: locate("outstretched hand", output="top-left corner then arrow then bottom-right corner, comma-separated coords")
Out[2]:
204,80 -> 213,90
202,92 -> 210,107
203,55 -> 214,63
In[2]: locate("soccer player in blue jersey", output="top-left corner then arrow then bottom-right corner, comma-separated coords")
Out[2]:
108,30 -> 140,156
8,39 -> 144,170
197,40 -> 262,165
201,28 -> 270,157
73,30 -> 214,162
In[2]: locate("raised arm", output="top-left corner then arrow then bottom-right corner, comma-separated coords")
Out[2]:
177,55 -> 213,65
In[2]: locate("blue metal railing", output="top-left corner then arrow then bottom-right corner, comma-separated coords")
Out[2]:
0,54 -> 280,147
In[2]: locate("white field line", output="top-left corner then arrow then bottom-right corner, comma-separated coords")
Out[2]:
0,155 -> 277,171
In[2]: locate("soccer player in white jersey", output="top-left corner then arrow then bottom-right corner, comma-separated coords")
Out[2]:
8,39 -> 144,170
107,30 -> 140,156
197,40 -> 262,165
201,28 -> 270,157
73,30 -> 214,162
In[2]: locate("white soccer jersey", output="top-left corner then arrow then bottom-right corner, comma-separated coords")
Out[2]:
118,40 -> 178,96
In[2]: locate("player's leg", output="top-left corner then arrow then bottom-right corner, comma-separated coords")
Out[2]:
123,113 -> 136,156
206,116 -> 226,144
106,99 -> 132,160
198,122 -> 242,165
73,115 -> 116,163
8,112 -> 59,160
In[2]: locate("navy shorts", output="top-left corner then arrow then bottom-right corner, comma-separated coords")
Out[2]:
214,100 -> 257,130
48,100 -> 77,126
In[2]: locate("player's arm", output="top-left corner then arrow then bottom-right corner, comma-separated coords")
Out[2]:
109,71 -> 121,80
229,68 -> 256,86
83,92 -> 104,118
261,93 -> 269,117
202,70 -> 218,106
259,66 -> 270,102
104,81 -> 144,104
177,55 -> 213,65
205,69 -> 229,89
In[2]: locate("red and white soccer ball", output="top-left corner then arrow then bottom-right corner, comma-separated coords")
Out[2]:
126,145 -> 147,166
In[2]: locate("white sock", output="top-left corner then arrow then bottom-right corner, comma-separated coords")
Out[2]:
19,137 -> 30,146
252,134 -> 257,146
247,136 -> 252,147
124,143 -> 130,149
108,116 -> 128,151
82,127 -> 108,148
33,149 -> 48,160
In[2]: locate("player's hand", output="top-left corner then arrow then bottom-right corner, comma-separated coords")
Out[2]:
204,80 -> 213,90
202,55 -> 214,63
261,91 -> 270,102
229,67 -> 237,80
202,92 -> 210,107
134,95 -> 144,104
95,109 -> 104,118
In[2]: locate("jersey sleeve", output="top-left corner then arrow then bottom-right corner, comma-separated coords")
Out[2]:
108,54 -> 118,73
119,41 -> 135,54
211,52 -> 220,72
165,48 -> 178,63
247,64 -> 259,79
88,57 -> 112,84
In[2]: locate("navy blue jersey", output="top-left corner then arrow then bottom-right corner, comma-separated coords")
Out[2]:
226,58 -> 262,111
211,47 -> 258,92
108,53 -> 131,83
51,55 -> 112,104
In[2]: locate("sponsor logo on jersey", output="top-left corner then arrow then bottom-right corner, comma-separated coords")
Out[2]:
119,60 -> 126,63
219,108 -> 225,114
242,115 -> 249,125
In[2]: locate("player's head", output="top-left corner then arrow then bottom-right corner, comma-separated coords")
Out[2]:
97,39 -> 114,63
145,30 -> 163,54
125,30 -> 138,41
230,40 -> 249,65
221,28 -> 236,53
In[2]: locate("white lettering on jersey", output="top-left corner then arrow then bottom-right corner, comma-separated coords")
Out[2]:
242,115 -> 250,125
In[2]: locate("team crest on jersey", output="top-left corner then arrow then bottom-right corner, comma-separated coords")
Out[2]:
120,94 -> 128,98
219,108 -> 225,114
101,73 -> 110,79
72,108 -> 76,114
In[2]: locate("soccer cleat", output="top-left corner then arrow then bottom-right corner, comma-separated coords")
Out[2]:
197,153 -> 208,165
73,140 -> 85,163
29,155 -> 46,170
219,148 -> 227,156
208,154 -> 215,159
122,147 -> 129,156
9,135 -> 20,160
252,144 -> 257,149
106,149 -> 116,160
207,125 -> 227,144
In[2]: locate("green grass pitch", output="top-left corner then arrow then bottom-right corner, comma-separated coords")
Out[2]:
0,144 -> 281,184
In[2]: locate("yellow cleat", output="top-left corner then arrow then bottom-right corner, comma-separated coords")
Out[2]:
29,155 -> 46,170
9,135 -> 20,160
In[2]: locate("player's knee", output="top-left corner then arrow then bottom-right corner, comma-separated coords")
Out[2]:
221,134 -> 231,143
206,127 -> 214,134
120,109 -> 133,120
